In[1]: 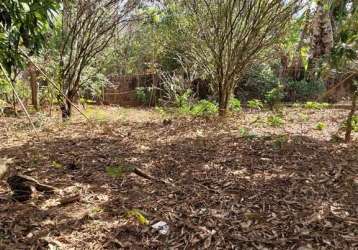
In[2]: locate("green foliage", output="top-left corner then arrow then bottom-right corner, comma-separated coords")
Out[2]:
229,98 -> 241,112
285,80 -> 326,102
315,122 -> 326,131
0,0 -> 59,73
135,87 -> 151,105
247,99 -> 264,110
265,84 -> 284,109
190,100 -> 218,117
304,101 -> 330,110
342,115 -> 358,132
175,89 -> 192,109
126,209 -> 149,225
267,115 -> 285,127
236,64 -> 279,101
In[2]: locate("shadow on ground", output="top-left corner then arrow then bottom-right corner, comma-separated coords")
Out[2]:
0,123 -> 357,249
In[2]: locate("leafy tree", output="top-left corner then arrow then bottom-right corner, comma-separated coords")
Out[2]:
0,0 -> 59,112
58,0 -> 137,119
183,0 -> 302,116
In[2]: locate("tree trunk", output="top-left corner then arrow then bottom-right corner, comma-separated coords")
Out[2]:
28,63 -> 39,111
60,97 -> 73,120
218,88 -> 229,117
345,91 -> 357,143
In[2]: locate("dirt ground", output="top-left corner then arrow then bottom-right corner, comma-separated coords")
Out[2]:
0,106 -> 357,249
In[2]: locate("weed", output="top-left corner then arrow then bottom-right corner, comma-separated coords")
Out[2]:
126,209 -> 149,225
267,115 -> 284,127
304,101 -> 330,110
315,122 -> 326,131
247,99 -> 264,110
190,100 -> 218,117
229,98 -> 242,112
265,84 -> 284,110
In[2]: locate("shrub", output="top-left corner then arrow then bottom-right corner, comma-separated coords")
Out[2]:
235,63 -> 279,101
342,115 -> 358,132
265,84 -> 284,109
135,87 -> 153,105
304,101 -> 330,110
190,100 -> 218,117
285,79 -> 326,102
267,115 -> 284,127
247,99 -> 264,110
229,98 -> 241,112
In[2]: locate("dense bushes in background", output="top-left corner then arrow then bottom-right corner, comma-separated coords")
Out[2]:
285,79 -> 326,102
235,63 -> 326,103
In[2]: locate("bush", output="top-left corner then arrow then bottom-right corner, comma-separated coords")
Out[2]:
267,115 -> 284,127
285,79 -> 326,102
235,63 -> 279,101
135,87 -> 154,105
190,100 -> 218,117
229,98 -> 241,112
342,115 -> 358,132
265,84 -> 284,109
247,99 -> 263,110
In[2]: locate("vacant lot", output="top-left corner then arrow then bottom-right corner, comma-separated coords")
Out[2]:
0,106 -> 357,249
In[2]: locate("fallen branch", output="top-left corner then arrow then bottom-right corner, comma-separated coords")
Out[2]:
133,167 -> 169,185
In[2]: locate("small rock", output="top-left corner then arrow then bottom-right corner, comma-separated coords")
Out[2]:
151,221 -> 169,235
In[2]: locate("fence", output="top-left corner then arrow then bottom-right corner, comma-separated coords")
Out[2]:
102,73 -> 160,106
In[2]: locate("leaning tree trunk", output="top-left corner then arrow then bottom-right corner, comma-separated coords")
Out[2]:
345,90 -> 357,143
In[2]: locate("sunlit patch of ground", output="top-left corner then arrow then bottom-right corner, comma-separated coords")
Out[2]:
0,106 -> 357,249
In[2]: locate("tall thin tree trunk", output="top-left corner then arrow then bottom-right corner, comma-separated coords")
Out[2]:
28,63 -> 39,111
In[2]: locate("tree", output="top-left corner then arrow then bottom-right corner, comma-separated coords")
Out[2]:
183,0 -> 302,116
306,1 -> 334,81
58,0 -> 137,119
0,0 -> 59,112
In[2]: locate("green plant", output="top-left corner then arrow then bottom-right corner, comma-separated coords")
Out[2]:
267,115 -> 284,127
265,84 -> 284,110
154,106 -> 167,117
126,209 -> 149,225
229,98 -> 242,112
352,115 -> 358,132
304,101 -> 330,110
190,100 -> 218,117
342,115 -> 358,132
247,99 -> 263,110
175,89 -> 192,108
285,79 -> 326,102
315,122 -> 326,131
236,63 -> 279,101
135,87 -> 153,105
